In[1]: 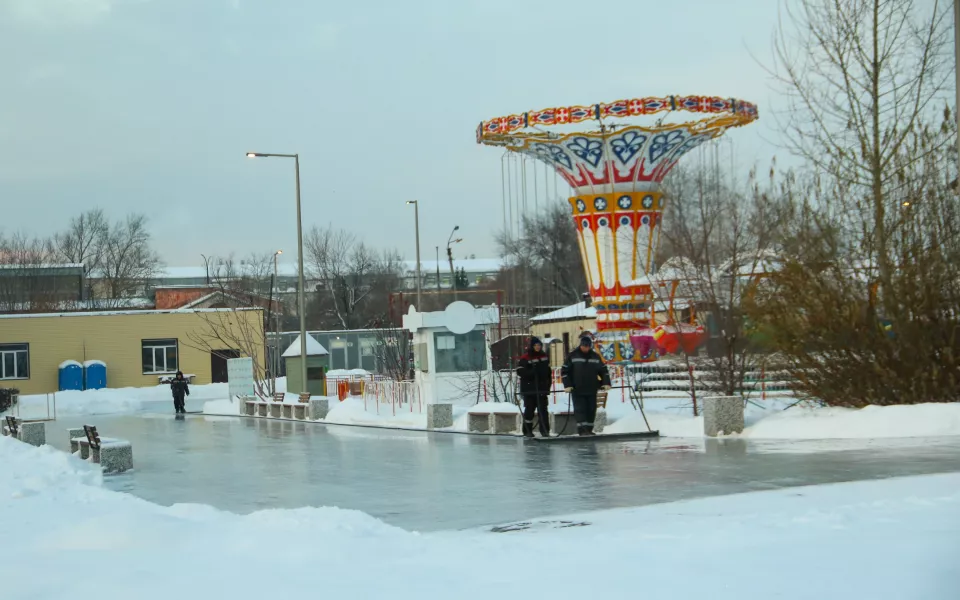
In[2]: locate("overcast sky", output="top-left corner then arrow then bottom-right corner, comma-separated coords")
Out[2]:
0,0 -> 786,270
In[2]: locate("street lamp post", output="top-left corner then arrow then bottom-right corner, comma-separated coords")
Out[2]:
446,226 -> 462,301
272,249 -> 283,395
435,246 -> 441,294
201,254 -> 211,285
246,152 -> 309,399
406,200 -> 422,310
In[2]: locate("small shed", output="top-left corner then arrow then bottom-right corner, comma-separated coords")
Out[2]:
84,360 -> 107,390
282,334 -> 330,396
58,360 -> 83,391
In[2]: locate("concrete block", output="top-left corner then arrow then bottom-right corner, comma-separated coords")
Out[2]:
257,403 -> 269,417
269,403 -> 282,418
594,408 -> 607,434
293,404 -> 307,420
467,412 -> 491,433
244,401 -> 257,416
96,442 -> 134,474
703,396 -> 744,437
309,398 -> 330,420
491,412 -> 520,434
281,404 -> 294,419
426,404 -> 453,429
67,427 -> 85,450
76,439 -> 91,459
18,422 -> 46,447
550,412 -> 578,436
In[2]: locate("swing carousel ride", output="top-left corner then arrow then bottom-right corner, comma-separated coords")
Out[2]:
477,95 -> 758,363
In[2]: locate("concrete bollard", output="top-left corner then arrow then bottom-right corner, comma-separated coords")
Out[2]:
549,412 -> 578,436
491,412 -> 520,434
293,404 -> 307,420
309,398 -> 329,420
18,422 -> 46,447
95,442 -> 134,474
68,427 -> 85,453
269,403 -> 283,418
467,412 -> 491,433
703,395 -> 745,437
426,404 -> 453,429
257,403 -> 268,417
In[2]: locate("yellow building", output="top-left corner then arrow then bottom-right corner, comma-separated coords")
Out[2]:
530,302 -> 597,368
0,308 -> 264,395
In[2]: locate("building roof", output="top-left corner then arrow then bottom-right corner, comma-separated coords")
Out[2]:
531,302 -> 597,323
159,258 -> 504,280
282,334 -> 329,357
0,307 -> 262,320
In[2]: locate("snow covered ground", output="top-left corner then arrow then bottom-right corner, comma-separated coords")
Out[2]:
7,378 -> 960,441
1,433 -> 957,599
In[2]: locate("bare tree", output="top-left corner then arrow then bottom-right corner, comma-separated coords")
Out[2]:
769,0 -> 952,312
658,147 -> 784,399
496,203 -> 586,308
183,308 -> 269,397
370,323 -> 412,381
0,232 -> 65,312
305,225 -> 405,330
52,208 -> 108,275
97,214 -> 163,300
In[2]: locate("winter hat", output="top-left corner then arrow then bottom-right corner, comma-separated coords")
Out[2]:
579,335 -> 593,348
530,336 -> 543,348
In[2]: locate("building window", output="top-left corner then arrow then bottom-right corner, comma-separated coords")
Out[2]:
434,330 -> 487,373
0,344 -> 29,380
142,339 -> 179,374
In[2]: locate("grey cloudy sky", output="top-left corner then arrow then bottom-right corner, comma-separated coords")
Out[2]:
0,0 -> 786,271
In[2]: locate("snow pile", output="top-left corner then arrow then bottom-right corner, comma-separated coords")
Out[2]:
8,383 -> 231,419
326,368 -> 371,378
1,433 -> 958,599
742,402 -> 960,439
324,397 -> 429,429
0,435 -> 103,498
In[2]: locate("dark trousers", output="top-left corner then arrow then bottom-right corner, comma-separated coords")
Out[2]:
572,393 -> 597,429
522,394 -> 550,436
173,395 -> 185,413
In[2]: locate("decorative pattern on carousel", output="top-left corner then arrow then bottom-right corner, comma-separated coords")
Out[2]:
477,95 -> 758,140
569,191 -> 664,332
521,126 -> 716,191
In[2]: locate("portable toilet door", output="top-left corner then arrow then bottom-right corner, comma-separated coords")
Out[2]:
83,360 -> 107,390
58,360 -> 84,391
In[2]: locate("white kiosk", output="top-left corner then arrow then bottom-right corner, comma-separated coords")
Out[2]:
402,301 -> 500,406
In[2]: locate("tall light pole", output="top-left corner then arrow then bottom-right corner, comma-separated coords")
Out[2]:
246,152 -> 308,399
435,246 -> 441,295
201,254 -> 211,285
446,225 -> 462,301
406,200 -> 422,309
272,249 -> 283,395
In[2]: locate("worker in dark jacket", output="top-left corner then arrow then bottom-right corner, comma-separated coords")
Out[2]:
170,371 -> 190,414
560,335 -> 611,436
517,336 -> 553,438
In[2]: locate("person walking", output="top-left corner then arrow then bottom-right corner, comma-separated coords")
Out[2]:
517,336 -> 553,438
560,335 -> 611,436
170,371 -> 190,414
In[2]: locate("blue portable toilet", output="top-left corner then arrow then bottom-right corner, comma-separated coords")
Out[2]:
84,360 -> 107,390
58,360 -> 83,391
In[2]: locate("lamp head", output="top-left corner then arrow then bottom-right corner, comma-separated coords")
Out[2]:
245,153 -> 257,158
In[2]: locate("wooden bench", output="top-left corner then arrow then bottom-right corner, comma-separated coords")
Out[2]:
272,392 -> 285,403
597,390 -> 608,409
4,416 -> 20,437
83,425 -> 133,473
